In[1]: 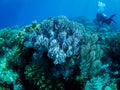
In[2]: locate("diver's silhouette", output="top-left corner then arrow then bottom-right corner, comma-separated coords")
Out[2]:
96,1 -> 116,25
96,13 -> 116,25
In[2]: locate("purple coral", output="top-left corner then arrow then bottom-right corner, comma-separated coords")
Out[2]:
23,16 -> 85,78
24,16 -> 84,65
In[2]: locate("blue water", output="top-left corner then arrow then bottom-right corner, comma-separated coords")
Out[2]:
0,0 -> 120,29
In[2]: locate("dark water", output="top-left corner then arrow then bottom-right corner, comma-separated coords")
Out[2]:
0,0 -> 120,29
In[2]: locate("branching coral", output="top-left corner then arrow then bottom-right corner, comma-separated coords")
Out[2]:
0,27 -> 26,90
24,64 -> 64,90
0,27 -> 20,57
0,56 -> 24,90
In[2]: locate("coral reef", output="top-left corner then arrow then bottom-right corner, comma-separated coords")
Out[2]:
84,74 -> 117,90
0,27 -> 20,57
23,16 -> 85,79
79,33 -> 104,78
108,33 -> 120,64
24,16 -> 84,64
0,56 -> 23,90
0,15 -> 120,90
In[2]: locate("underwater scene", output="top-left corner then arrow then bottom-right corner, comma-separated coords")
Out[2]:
0,0 -> 120,90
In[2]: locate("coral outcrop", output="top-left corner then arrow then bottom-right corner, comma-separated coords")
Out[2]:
0,15 -> 120,90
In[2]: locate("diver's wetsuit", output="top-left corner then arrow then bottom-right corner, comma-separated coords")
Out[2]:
96,13 -> 116,25
97,13 -> 107,24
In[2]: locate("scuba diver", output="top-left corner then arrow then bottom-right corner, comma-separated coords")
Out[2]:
96,12 -> 116,25
96,1 -> 116,25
